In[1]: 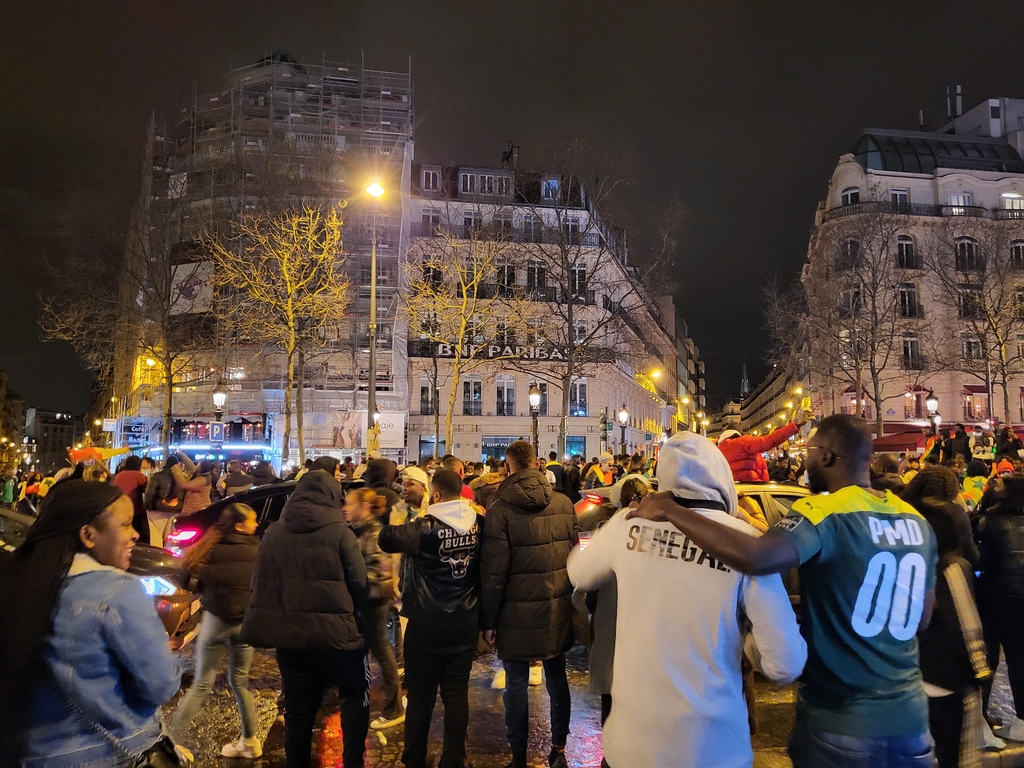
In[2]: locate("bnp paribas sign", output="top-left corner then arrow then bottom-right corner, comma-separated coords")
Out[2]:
424,342 -> 573,361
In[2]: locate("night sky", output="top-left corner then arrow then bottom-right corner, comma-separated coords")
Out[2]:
4,1 -> 1024,413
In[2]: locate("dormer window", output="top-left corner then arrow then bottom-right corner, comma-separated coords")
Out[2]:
497,176 -> 512,196
422,170 -> 438,191
542,178 -> 559,201
840,187 -> 860,206
460,173 -> 476,194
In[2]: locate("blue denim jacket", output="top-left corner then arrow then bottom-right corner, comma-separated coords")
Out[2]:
21,554 -> 182,767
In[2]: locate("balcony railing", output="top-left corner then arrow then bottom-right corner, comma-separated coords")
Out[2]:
964,406 -> 991,421
419,399 -> 435,416
840,404 -> 874,419
996,209 -> 1024,220
820,200 -> 1014,224
901,355 -> 926,371
904,406 -> 926,420
899,303 -> 925,318
463,400 -> 482,416
569,402 -> 588,417
410,221 -> 604,247
495,401 -> 516,416
942,205 -> 990,218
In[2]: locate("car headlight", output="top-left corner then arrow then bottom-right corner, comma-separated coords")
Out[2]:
140,576 -> 178,597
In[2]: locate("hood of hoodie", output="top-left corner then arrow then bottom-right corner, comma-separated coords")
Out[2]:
469,471 -> 504,490
496,469 -> 552,513
427,498 -> 479,534
280,469 -> 345,533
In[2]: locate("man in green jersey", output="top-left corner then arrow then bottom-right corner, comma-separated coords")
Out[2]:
629,415 -> 937,767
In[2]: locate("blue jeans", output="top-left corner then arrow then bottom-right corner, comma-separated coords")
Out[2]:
789,718 -> 934,768
170,613 -> 258,740
502,655 -> 570,755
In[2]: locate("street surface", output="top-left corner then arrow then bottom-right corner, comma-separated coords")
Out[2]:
167,645 -> 1024,767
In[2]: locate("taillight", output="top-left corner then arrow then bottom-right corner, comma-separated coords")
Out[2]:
583,493 -> 602,505
166,529 -> 198,544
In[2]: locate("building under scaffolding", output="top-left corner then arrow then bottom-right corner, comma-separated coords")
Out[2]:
112,52 -> 414,467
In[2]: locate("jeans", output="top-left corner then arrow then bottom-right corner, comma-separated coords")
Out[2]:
170,613 -> 257,740
788,717 -> 934,768
503,654 -> 571,755
364,602 -> 403,718
402,617 -> 477,768
276,648 -> 370,768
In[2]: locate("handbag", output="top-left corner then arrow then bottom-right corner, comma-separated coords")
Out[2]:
58,684 -> 193,768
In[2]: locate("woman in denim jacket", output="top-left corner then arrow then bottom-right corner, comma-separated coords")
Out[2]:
0,479 -> 181,767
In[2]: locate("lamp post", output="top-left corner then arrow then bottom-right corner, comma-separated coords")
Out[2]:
529,384 -> 541,453
925,389 -> 940,436
364,180 -> 386,450
618,403 -> 629,453
212,380 -> 227,422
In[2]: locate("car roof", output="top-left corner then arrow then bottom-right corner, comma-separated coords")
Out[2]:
735,482 -> 810,495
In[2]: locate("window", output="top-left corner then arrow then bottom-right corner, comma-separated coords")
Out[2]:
463,376 -> 482,416
524,215 -> 544,243
565,436 -> 587,457
542,178 -> 559,201
494,214 -> 513,239
422,170 -> 438,191
497,176 -> 512,196
1012,242 -> 1024,269
460,173 -> 475,193
564,218 -> 580,245
422,265 -> 442,288
902,335 -> 922,370
898,283 -> 919,317
572,318 -> 587,344
897,235 -> 917,269
570,377 -> 588,417
964,392 -> 990,421
891,188 -> 910,210
955,238 -> 982,271
947,191 -> 973,214
840,187 -> 860,206
495,322 -> 514,346
958,284 -> 982,318
496,263 -> 516,297
962,336 -> 984,360
478,175 -> 494,195
526,319 -> 545,345
840,287 -> 861,317
421,210 -> 441,234
419,377 -> 436,415
836,239 -> 860,270
527,260 -> 546,291
570,267 -> 587,299
1003,192 -> 1024,210
466,313 -> 484,344
462,212 -> 482,239
529,379 -> 548,416
1017,287 -> 1024,318
496,375 -> 516,416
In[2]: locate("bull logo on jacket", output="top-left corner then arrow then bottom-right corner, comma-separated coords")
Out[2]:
437,523 -> 479,579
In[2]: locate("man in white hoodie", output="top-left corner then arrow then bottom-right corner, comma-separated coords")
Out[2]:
568,430 -> 807,768
378,469 -> 484,768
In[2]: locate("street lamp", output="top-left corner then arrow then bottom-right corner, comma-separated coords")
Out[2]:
618,403 -> 629,453
529,384 -> 541,452
925,389 -> 940,436
364,180 -> 386,449
212,380 -> 227,421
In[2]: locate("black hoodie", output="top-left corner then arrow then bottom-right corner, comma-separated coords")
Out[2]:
480,468 -> 579,661
240,470 -> 368,650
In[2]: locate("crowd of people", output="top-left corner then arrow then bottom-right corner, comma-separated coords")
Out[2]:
4,413 -> 1024,767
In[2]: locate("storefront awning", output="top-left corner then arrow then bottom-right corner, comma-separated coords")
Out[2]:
872,430 -> 927,452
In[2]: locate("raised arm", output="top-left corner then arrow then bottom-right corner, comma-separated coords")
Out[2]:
628,492 -> 800,576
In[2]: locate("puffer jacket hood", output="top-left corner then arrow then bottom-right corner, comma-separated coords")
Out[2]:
281,470 -> 344,533
428,498 -> 479,534
496,469 -> 552,512
469,471 -> 503,490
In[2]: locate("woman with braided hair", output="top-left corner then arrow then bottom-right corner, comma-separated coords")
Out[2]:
0,479 -> 181,767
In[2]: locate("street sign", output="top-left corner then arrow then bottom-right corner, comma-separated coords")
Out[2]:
102,419 -> 116,432
645,432 -> 653,441
210,422 -> 225,444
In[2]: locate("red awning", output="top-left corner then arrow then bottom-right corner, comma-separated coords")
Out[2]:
872,430 -> 927,452
963,385 -> 988,394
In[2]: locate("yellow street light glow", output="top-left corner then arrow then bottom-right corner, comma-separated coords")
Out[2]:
681,396 -> 690,405
785,402 -> 793,409
365,181 -> 386,198
94,418 -> 102,426
794,387 -> 803,395
111,396 -> 117,403
650,369 -> 662,379
145,358 -> 156,367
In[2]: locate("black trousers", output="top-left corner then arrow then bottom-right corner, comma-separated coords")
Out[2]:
929,694 -> 964,768
401,616 -> 477,768
276,647 -> 370,768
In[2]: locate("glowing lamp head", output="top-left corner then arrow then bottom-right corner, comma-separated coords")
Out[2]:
528,384 -> 542,410
618,404 -> 629,425
212,382 -> 227,410
925,390 -> 938,413
365,181 -> 386,199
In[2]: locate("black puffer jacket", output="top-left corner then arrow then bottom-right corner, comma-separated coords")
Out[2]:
379,498 -> 483,622
195,532 -> 259,622
978,475 -> 1024,598
240,470 -> 367,650
480,469 -> 579,661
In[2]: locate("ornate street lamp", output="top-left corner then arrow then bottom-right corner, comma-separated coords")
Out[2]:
212,380 -> 227,422
925,390 -> 940,436
364,180 -> 386,450
618,403 -> 629,453
529,384 -> 542,452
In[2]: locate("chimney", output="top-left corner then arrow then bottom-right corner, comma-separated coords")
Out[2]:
918,109 -> 925,131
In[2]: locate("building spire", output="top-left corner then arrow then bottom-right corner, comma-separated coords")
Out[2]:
739,354 -> 750,398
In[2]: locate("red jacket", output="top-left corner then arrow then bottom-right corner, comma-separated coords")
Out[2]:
717,423 -> 799,482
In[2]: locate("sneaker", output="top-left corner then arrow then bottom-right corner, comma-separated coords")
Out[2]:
220,737 -> 263,759
548,746 -> 568,768
491,668 -> 506,690
529,663 -> 543,686
371,710 -> 406,730
984,720 -> 1007,751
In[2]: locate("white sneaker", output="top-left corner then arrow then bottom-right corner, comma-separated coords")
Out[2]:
983,720 -> 1007,751
370,710 -> 406,730
529,663 -> 543,686
220,737 -> 263,759
491,668 -> 506,690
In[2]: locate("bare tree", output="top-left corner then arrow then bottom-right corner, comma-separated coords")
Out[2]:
402,221 -> 538,453
205,202 -> 351,465
925,216 -> 1024,423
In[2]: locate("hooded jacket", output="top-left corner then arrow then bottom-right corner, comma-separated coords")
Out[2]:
240,470 -> 367,650
194,531 -> 260,622
379,497 -> 483,625
350,514 -> 395,606
978,474 -> 1024,598
470,471 -> 504,511
480,468 -> 579,660
717,422 -> 799,483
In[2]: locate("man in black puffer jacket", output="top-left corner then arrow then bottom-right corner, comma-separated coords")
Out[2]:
240,469 -> 369,768
481,440 -> 579,768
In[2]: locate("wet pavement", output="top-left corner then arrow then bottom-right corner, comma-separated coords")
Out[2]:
167,644 -> 1024,767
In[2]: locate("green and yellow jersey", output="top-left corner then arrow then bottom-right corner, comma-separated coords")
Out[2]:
776,485 -> 937,738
